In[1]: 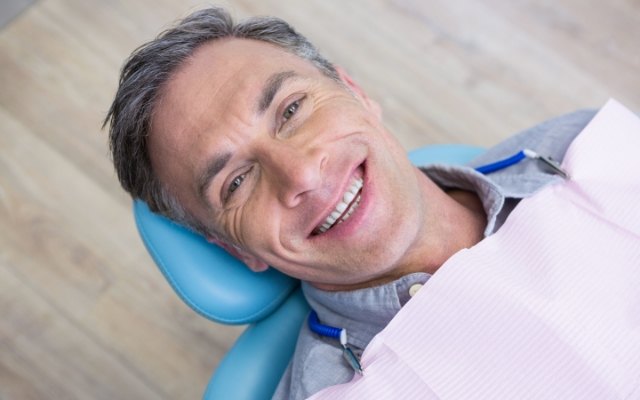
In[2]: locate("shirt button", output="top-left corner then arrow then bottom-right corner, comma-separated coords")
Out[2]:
409,283 -> 423,297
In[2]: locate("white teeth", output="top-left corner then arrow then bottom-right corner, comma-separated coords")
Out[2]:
316,177 -> 364,234
349,182 -> 361,194
343,191 -> 355,204
326,214 -> 336,225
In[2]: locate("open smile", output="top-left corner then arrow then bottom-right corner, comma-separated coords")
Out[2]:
314,177 -> 363,234
312,164 -> 365,236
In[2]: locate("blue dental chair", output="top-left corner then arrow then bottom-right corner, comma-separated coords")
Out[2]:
133,144 -> 484,400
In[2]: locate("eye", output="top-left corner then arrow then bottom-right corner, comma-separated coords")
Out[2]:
222,166 -> 255,205
282,98 -> 303,122
228,173 -> 246,195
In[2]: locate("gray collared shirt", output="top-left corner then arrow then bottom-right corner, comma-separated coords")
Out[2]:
273,109 -> 596,400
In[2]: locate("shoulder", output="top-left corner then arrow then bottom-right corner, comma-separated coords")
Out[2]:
469,109 -> 597,168
272,322 -> 354,400
464,109 -> 597,199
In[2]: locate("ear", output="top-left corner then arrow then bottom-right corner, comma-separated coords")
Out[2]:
335,66 -> 382,120
207,236 -> 270,272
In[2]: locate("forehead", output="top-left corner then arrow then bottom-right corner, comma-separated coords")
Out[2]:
151,38 -> 323,146
161,38 -> 321,115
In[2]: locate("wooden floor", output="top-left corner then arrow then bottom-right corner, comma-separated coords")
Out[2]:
1,0 -> 638,398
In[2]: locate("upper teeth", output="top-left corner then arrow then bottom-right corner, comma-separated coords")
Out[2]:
317,177 -> 363,234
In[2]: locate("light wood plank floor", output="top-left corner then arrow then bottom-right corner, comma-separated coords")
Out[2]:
1,0 -> 638,398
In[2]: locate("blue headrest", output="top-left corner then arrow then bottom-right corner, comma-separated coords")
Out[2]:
133,144 -> 484,325
134,200 -> 298,324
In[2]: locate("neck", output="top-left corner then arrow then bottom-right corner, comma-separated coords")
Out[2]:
397,187 -> 486,277
446,188 -> 487,247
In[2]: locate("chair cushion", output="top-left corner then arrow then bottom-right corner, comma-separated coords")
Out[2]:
134,200 -> 298,324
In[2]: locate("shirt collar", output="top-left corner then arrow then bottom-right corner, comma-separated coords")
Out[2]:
420,164 -> 505,236
302,272 -> 431,349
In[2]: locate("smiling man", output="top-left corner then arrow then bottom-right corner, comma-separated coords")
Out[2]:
105,7 -> 595,399
148,37 -> 485,290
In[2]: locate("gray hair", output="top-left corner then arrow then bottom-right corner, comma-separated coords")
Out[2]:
104,7 -> 338,236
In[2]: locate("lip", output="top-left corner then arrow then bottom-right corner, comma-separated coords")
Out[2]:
308,159 -> 370,240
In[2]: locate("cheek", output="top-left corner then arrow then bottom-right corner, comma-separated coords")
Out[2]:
237,193 -> 283,251
312,96 -> 369,131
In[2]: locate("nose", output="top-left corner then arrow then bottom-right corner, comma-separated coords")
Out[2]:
259,141 -> 326,208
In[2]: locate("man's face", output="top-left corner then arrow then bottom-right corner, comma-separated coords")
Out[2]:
149,38 -> 435,288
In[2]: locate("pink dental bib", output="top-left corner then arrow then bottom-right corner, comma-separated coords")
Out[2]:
309,99 -> 640,400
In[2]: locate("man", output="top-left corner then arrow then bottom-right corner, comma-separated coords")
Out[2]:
105,7 -> 594,399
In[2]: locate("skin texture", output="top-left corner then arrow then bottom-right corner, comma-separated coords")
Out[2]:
148,38 -> 486,291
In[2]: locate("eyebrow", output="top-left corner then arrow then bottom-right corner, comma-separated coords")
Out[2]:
256,70 -> 297,115
197,151 -> 231,205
